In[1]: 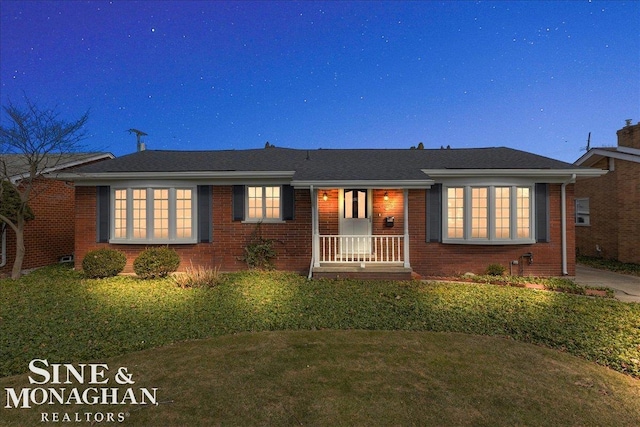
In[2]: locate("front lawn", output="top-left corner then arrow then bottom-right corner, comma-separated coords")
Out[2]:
1,264 -> 640,379
2,331 -> 640,426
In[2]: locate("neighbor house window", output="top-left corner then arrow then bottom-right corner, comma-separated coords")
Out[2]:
575,198 -> 590,226
444,185 -> 533,243
111,187 -> 195,243
247,186 -> 281,220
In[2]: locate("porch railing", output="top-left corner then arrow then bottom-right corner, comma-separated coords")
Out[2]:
318,235 -> 404,264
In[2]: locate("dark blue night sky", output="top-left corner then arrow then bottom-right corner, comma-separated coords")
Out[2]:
1,1 -> 638,162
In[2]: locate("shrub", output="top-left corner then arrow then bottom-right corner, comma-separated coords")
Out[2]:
82,248 -> 126,278
239,223 -> 278,270
485,263 -> 506,276
173,263 -> 221,288
133,247 -> 180,279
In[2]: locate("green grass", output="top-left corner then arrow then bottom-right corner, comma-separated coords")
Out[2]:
579,255 -> 640,276
1,264 -> 640,379
460,273 -> 615,296
1,330 -> 639,426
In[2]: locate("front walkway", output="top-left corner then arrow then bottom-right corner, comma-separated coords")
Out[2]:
575,265 -> 640,303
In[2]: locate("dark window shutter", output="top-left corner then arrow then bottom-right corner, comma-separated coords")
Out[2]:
282,185 -> 295,221
426,184 -> 442,242
96,186 -> 110,243
535,183 -> 550,243
197,185 -> 212,243
232,185 -> 245,221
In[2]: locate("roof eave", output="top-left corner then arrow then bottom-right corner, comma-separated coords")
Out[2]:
422,168 -> 607,181
291,179 -> 435,189
56,170 -> 297,182
574,148 -> 640,167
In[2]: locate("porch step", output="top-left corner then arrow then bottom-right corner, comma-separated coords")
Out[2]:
312,265 -> 413,281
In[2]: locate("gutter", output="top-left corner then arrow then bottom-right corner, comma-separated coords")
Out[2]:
561,174 -> 576,275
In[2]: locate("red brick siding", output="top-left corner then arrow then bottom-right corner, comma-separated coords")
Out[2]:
1,179 -> 76,276
74,184 -> 573,277
74,186 -> 312,274
617,160 -> 640,263
575,122 -> 640,264
575,157 -> 619,260
408,184 -> 574,277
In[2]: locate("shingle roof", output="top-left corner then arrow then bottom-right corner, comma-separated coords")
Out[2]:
1,152 -> 113,180
69,146 -> 587,182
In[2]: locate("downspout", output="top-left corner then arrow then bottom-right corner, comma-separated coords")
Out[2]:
561,174 -> 576,276
308,185 -> 316,279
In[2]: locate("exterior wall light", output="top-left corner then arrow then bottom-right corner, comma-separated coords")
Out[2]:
384,191 -> 389,201
323,192 -> 328,201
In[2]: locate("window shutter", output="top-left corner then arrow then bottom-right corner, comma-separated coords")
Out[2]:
232,185 -> 245,221
535,183 -> 550,242
426,184 -> 442,242
197,185 -> 212,243
96,186 -> 110,243
282,185 -> 295,221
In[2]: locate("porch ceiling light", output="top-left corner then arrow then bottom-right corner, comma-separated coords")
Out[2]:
323,192 -> 328,201
384,192 -> 389,201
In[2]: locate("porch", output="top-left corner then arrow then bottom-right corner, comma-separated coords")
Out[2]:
309,188 -> 413,280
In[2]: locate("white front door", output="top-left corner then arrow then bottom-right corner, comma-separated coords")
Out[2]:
339,189 -> 371,256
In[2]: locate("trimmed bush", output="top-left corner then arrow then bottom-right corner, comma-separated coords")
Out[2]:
82,248 -> 126,278
485,263 -> 506,276
133,247 -> 181,279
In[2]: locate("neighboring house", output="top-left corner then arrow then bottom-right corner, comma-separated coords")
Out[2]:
0,153 -> 114,277
574,121 -> 640,264
59,147 -> 603,280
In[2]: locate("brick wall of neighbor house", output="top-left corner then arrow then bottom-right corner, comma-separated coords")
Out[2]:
616,158 -> 640,263
575,157 -> 619,260
74,186 -> 312,274
408,184 -> 575,277
616,123 -> 640,263
575,122 -> 640,264
1,179 -> 76,276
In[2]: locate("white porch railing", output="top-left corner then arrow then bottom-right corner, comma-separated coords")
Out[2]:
318,235 -> 404,264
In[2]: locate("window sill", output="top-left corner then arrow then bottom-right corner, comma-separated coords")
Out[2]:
109,239 -> 198,245
442,239 -> 536,245
241,220 -> 286,224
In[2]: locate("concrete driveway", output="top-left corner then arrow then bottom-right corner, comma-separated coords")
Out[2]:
575,265 -> 640,303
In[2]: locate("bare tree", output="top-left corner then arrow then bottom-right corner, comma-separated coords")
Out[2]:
0,97 -> 88,279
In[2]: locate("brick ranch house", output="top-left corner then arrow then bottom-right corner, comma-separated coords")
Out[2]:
574,121 -> 640,264
59,147 -> 605,280
1,153 -> 113,277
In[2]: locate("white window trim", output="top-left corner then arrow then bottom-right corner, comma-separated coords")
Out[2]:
442,184 -> 536,245
575,198 -> 590,226
243,185 -> 285,223
109,186 -> 198,244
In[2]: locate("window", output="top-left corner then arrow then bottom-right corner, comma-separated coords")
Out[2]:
444,185 -> 533,243
344,189 -> 368,219
247,186 -> 281,220
575,198 -> 590,226
111,187 -> 195,243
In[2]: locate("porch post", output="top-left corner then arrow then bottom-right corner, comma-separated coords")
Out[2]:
311,186 -> 321,268
403,189 -> 411,268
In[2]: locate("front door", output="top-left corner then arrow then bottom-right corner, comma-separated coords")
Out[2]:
339,189 -> 371,256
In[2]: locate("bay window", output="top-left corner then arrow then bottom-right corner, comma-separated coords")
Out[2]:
444,185 -> 534,243
111,187 -> 196,243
